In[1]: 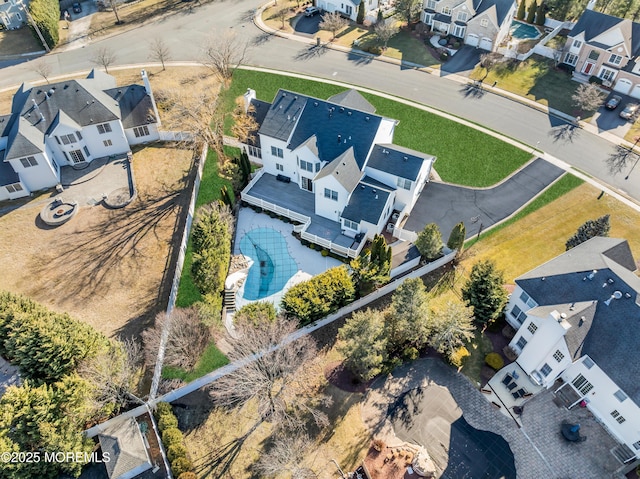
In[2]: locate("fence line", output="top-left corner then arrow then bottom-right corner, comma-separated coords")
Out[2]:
148,144 -> 208,403
158,130 -> 193,142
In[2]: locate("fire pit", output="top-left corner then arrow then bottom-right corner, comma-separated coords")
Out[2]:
40,198 -> 79,226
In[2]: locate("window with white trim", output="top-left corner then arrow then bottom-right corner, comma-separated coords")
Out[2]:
510,305 -> 527,324
572,373 -> 593,395
588,49 -> 600,61
248,146 -> 262,159
515,336 -> 527,350
83,146 -> 90,157
572,39 -> 582,49
611,410 -> 626,424
133,125 -> 150,138
300,160 -> 314,172
442,5 -> 451,15
20,156 -> 38,168
540,363 -> 552,377
519,291 -> 537,308
271,146 -> 283,158
614,389 -> 628,402
599,67 -> 616,82
344,218 -> 358,230
480,18 -> 488,27
6,183 -> 23,193
527,322 -> 538,334
553,350 -> 564,362
565,53 -> 578,66
633,441 -> 640,450
397,177 -> 412,190
97,123 -> 112,134
583,356 -> 595,369
60,133 -> 76,145
76,131 -> 83,140
276,163 -> 284,171
69,150 -> 85,164
608,53 -> 623,65
324,188 -> 338,201
103,139 -> 112,147
457,11 -> 468,22
426,0 -> 436,8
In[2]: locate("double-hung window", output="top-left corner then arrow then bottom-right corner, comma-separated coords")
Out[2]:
324,188 -> 338,201
271,146 -> 284,158
20,156 -> 38,168
97,123 -> 112,134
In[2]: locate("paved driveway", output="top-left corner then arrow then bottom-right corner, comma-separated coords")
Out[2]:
294,13 -> 322,36
404,158 -> 564,237
591,94 -> 634,139
441,45 -> 482,77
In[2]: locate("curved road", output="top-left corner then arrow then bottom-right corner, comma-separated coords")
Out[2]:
1,0 -> 638,201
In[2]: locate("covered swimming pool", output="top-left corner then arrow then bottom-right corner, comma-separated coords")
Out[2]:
510,20 -> 541,40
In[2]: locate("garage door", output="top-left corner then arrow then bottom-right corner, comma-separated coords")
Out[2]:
479,37 -> 493,51
631,84 -> 640,100
466,34 -> 479,47
614,78 -> 633,95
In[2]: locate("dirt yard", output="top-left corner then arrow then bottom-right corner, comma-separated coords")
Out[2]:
0,28 -> 43,57
0,144 -> 193,338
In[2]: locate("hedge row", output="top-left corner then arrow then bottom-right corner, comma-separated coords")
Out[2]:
155,402 -> 196,478
29,0 -> 60,48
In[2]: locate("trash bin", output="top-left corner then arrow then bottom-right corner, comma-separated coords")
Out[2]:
316,37 -> 321,47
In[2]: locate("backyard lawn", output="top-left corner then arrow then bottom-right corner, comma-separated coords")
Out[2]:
226,69 -> 531,187
0,29 -> 43,56
470,55 -> 584,117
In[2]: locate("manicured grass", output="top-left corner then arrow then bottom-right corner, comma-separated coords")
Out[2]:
461,330 -> 494,385
226,70 -> 531,186
162,342 -> 230,382
470,55 -> 583,116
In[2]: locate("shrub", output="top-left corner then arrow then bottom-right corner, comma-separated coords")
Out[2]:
167,443 -> 188,462
321,249 -> 329,256
171,457 -> 194,477
402,346 -> 419,361
158,413 -> 179,431
448,346 -> 470,368
155,401 -> 173,418
29,0 -> 60,48
485,352 -> 504,371
440,51 -> 449,61
162,428 -> 184,446
588,75 -> 603,85
309,243 -> 316,250
301,239 -> 309,246
372,438 -> 386,451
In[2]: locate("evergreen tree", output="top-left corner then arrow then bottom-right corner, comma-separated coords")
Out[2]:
565,215 -> 611,250
535,1 -> 546,25
461,260 -> 508,325
337,308 -> 387,381
430,301 -> 475,360
526,0 -> 537,23
357,0 -> 365,24
350,234 -> 392,294
387,277 -> 432,351
516,0 -> 526,19
446,222 -> 466,254
415,223 -> 443,260
377,8 -> 384,23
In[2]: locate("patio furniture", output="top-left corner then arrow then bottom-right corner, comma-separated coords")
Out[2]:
502,374 -> 513,386
507,382 -> 518,391
512,388 -> 526,399
276,174 -> 291,183
561,423 -> 583,442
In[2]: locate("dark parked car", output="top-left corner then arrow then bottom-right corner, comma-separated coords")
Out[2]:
304,6 -> 319,16
620,103 -> 640,120
605,95 -> 622,110
72,2 -> 82,13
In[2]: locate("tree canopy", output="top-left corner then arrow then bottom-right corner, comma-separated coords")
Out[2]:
415,223 -> 443,260
461,260 -> 508,325
430,301 -> 475,361
387,277 -> 432,352
565,214 -> 611,250
337,308 -> 388,381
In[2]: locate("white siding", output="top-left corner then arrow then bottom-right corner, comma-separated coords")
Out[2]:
7,152 -> 57,192
125,123 -> 160,146
86,119 -> 130,154
314,174 -> 349,221
258,136 -> 295,179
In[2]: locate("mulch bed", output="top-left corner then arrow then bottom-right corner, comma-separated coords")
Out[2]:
324,360 -> 372,393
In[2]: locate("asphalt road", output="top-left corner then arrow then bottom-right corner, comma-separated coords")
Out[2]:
1,0 -> 639,201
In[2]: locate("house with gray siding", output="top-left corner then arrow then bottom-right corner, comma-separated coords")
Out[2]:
0,0 -> 27,30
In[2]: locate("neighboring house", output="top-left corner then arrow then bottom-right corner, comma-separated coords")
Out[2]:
240,88 -> 434,257
0,0 -> 26,30
98,417 -> 153,479
315,0 -> 380,22
562,8 -> 640,97
0,69 -> 160,201
421,0 -> 516,51
504,237 -> 640,463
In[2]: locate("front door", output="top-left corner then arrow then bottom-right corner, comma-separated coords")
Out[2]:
69,149 -> 86,164
583,62 -> 595,75
301,177 -> 313,192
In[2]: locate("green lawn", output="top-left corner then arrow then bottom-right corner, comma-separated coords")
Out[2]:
470,55 -> 584,116
226,70 -> 531,187
162,342 -> 230,382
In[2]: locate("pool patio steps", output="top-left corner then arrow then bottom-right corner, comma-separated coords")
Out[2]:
224,288 -> 236,312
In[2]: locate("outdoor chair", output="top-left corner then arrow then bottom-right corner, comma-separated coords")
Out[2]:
502,374 -> 513,386
507,382 -> 518,391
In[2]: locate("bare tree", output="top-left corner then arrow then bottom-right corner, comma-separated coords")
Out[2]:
142,307 -> 211,371
31,58 -> 52,84
148,38 -> 171,71
91,46 -> 117,74
275,6 -> 289,29
209,317 -> 331,431
231,96 -> 259,144
107,0 -> 123,24
374,19 -> 399,50
201,31 -> 250,84
319,11 -> 348,40
254,431 -> 318,479
79,338 -> 144,413
479,52 -> 502,80
572,83 -> 606,115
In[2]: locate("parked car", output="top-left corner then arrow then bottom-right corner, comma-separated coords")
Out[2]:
304,6 -> 319,16
620,103 -> 640,120
72,2 -> 82,13
605,95 -> 622,110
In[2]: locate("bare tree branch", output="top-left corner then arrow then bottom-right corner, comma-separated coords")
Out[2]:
200,31 -> 250,85
319,11 -> 348,40
91,47 -> 117,74
30,58 -> 52,84
373,20 -> 399,49
572,83 -> 606,115
148,37 -> 171,70
254,431 -> 318,478
231,96 -> 259,144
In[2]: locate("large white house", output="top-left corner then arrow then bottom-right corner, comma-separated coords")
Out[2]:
504,237 -> 640,463
0,69 -> 160,201
240,88 -> 434,257
315,0 -> 380,23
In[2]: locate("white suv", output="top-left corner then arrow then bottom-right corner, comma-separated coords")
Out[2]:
304,6 -> 320,16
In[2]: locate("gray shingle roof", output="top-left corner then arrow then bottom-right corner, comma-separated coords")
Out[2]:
515,237 -> 640,405
315,147 -> 362,192
0,151 -> 20,186
294,135 -> 319,157
105,85 -> 156,129
246,98 -> 271,147
434,13 -> 452,23
475,0 -> 515,25
341,181 -> 391,224
0,115 -> 11,137
98,417 -> 151,479
570,9 -> 640,54
366,143 -> 434,181
5,118 -> 45,160
260,89 -> 384,168
327,89 -> 376,114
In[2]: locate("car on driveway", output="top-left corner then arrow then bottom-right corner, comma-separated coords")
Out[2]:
304,6 -> 319,16
605,95 -> 622,110
620,102 -> 640,120
72,2 -> 82,13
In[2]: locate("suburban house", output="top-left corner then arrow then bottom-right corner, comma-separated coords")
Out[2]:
240,88 -> 434,258
0,0 -> 27,30
503,237 -> 640,463
97,417 -> 153,479
562,8 -> 640,98
315,0 -> 380,23
421,0 -> 517,51
0,69 -> 160,201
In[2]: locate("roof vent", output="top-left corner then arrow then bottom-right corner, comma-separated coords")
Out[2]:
283,92 -> 287,97
372,189 -> 376,193
337,134 -> 342,143
375,195 -> 378,199
608,278 -> 614,284
625,292 -> 632,298
365,116 -> 370,121
314,102 -> 318,106
403,156 -> 408,161
605,291 -> 623,306
340,107 -> 344,112
63,84 -> 69,89
361,185 -> 365,189
294,96 -> 297,100
36,89 -> 42,94
86,101 -> 90,105
48,89 -> 54,96
560,313 -> 567,319
587,270 -> 597,280
579,316 -> 586,326
541,277 -> 546,281
348,111 -> 352,116
342,162 -> 346,166
287,115 -> 291,121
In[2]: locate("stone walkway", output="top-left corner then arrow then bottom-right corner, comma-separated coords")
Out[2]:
361,358 -> 625,479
